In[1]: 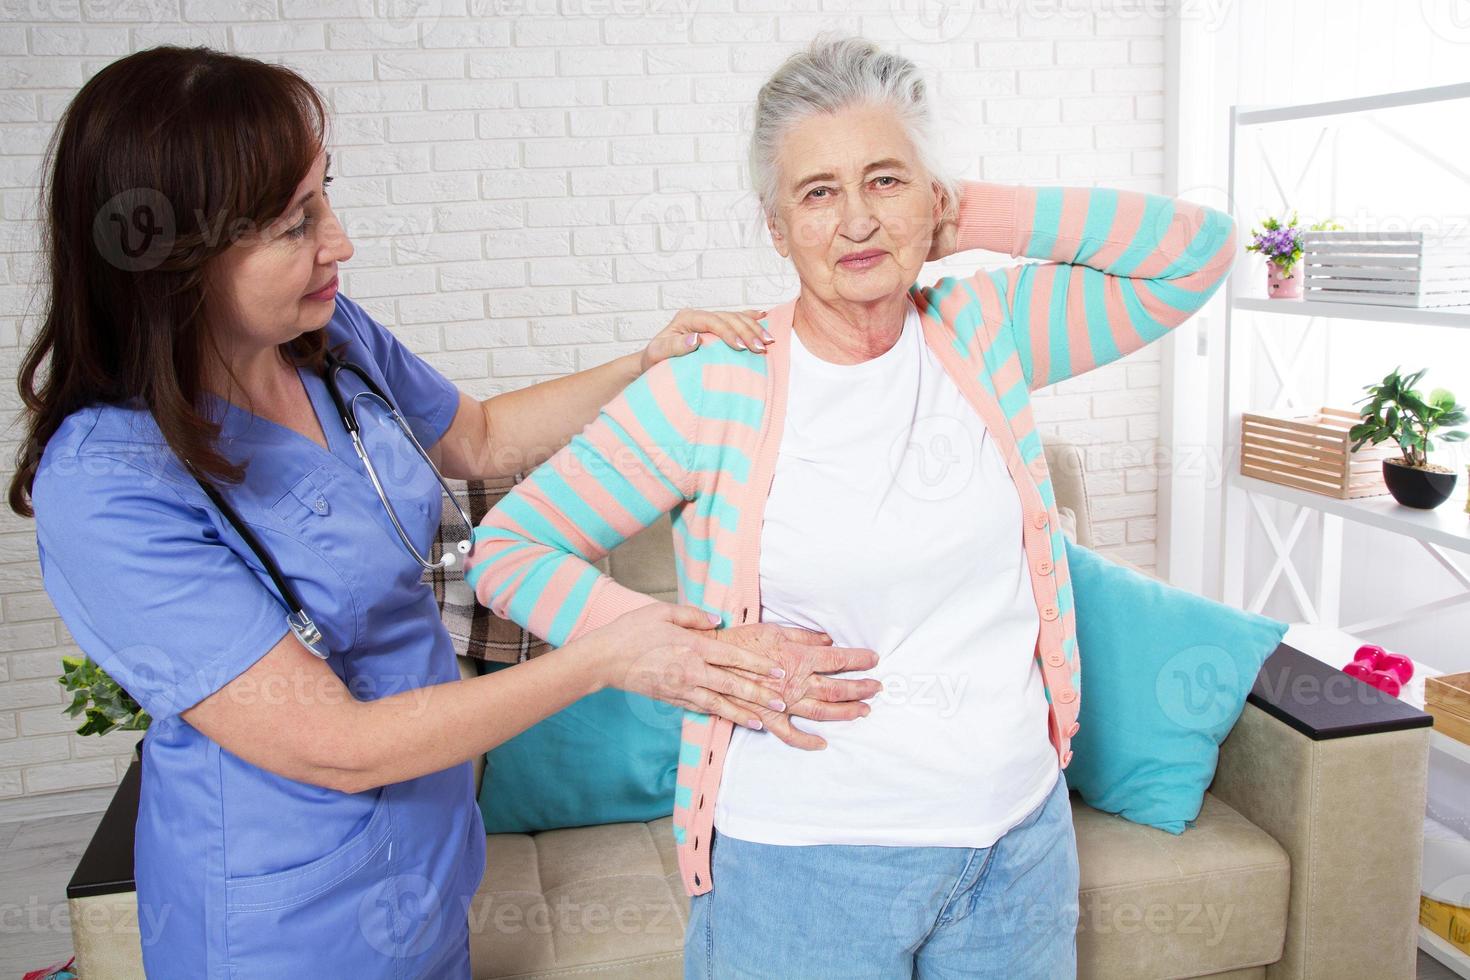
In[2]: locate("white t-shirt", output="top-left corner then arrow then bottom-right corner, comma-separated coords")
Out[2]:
713,297 -> 1059,847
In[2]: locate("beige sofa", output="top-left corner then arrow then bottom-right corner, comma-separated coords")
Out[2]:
67,439 -> 1432,979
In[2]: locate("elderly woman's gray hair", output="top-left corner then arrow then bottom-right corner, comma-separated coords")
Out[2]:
749,35 -> 959,219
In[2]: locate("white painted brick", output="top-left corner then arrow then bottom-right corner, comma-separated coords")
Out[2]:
492,345 -> 576,376
0,732 -> 67,766
377,51 -> 468,80
420,20 -> 510,48
482,228 -> 569,259
398,292 -> 485,324
30,26 -> 130,56
603,16 -> 692,45
468,49 -> 557,78
331,83 -> 423,114
608,76 -> 690,106
437,259 -> 526,291
516,78 -> 604,108
1061,95 -> 1136,124
514,17 -> 601,47
1094,66 -> 1163,93
426,81 -> 515,111
434,201 -> 522,232
570,167 -> 655,197
23,757 -> 117,794
647,45 -> 731,74
0,678 -> 62,711
0,712 -> 14,740
232,23 -> 326,52
977,40 -> 1054,68
478,109 -> 566,139
432,141 -> 519,171
7,649 -> 63,681
527,198 -> 611,227
479,170 -> 567,199
1055,40 -> 1130,64
338,144 -> 430,177
182,0 -> 272,20
387,111 -> 477,143
523,138 -> 608,168
691,17 -> 775,44
389,172 -> 479,204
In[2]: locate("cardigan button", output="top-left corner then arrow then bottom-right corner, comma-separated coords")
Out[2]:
1032,511 -> 1049,529
1040,604 -> 1058,621
1067,721 -> 1080,737
1046,651 -> 1065,667
1062,749 -> 1074,767
1057,687 -> 1077,704
1037,560 -> 1053,575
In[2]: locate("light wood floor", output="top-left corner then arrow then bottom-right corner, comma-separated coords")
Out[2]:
0,808 -> 1462,978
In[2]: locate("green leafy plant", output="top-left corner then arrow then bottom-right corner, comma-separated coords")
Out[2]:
1349,367 -> 1468,470
1244,212 -> 1344,276
59,654 -> 149,737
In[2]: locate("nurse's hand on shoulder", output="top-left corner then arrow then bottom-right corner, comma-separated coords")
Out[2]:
638,308 -> 774,372
588,604 -> 877,750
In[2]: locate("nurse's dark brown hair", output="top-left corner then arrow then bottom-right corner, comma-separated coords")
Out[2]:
8,46 -> 331,517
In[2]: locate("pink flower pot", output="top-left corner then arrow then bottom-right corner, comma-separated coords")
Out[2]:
1267,260 -> 1302,299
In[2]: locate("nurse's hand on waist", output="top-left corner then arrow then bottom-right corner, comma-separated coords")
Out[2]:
585,606 -> 880,751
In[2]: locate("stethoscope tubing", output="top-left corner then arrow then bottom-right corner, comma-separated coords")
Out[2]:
186,348 -> 476,659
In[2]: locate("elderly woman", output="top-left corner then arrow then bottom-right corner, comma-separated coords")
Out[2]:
466,35 -> 1235,978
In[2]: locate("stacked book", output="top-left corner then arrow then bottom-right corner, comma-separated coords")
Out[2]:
1301,231 -> 1470,309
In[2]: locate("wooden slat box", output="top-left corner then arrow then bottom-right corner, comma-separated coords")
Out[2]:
1301,230 -> 1470,309
1240,406 -> 1396,499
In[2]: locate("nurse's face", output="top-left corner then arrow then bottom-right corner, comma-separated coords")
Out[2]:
207,148 -> 353,351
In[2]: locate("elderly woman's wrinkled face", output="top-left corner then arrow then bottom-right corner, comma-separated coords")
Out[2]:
767,103 -> 943,307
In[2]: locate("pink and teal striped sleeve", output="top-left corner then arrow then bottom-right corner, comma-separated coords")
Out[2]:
462,358 -> 701,647
950,180 -> 1237,390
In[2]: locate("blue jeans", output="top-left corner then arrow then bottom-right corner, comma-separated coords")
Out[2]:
684,769 -> 1079,979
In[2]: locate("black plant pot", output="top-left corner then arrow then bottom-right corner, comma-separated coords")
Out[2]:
1382,458 -> 1457,509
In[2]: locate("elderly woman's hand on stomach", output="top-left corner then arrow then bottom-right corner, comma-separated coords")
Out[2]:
586,603 -> 879,750
713,624 -> 882,750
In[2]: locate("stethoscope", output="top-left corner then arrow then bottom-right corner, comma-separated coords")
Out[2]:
187,348 -> 475,660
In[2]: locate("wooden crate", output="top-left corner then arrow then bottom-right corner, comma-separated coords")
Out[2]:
1239,407 -> 1397,499
1301,230 -> 1470,309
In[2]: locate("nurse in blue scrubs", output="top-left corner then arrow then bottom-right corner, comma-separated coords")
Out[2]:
11,47 -> 877,977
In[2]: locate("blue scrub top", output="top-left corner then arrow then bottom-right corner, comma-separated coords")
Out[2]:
32,295 -> 486,977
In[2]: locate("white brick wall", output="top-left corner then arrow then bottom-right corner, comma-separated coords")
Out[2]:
0,0 -> 1171,803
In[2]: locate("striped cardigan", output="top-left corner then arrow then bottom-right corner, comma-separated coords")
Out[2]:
464,179 -> 1237,897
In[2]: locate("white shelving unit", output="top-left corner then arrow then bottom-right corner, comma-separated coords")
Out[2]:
1218,84 -> 1470,978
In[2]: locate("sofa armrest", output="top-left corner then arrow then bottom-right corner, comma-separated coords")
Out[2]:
1210,643 -> 1432,980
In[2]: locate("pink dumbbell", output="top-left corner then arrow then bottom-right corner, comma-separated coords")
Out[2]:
1345,644 -> 1413,697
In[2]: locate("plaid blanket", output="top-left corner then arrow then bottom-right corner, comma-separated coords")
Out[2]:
423,476 -> 552,665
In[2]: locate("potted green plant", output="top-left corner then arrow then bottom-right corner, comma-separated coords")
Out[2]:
59,655 -> 148,758
1244,212 -> 1342,299
1349,367 -> 1467,509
